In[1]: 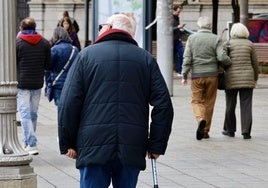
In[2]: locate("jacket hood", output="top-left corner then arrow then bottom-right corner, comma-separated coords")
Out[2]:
55,39 -> 72,45
19,33 -> 43,45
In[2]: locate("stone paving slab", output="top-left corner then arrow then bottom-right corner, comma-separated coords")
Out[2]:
17,75 -> 268,188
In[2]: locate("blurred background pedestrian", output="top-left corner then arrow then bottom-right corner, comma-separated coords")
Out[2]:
57,10 -> 80,33
60,17 -> 81,51
45,27 -> 79,106
173,4 -> 185,77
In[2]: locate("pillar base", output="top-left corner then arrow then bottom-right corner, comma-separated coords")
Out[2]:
0,165 -> 37,188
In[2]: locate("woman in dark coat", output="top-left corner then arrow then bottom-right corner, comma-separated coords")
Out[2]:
60,17 -> 81,51
46,27 -> 79,106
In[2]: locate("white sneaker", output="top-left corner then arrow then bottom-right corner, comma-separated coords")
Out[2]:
177,73 -> 182,78
25,145 -> 39,155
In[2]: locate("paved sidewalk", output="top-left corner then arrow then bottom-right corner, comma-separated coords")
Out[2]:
17,75 -> 268,188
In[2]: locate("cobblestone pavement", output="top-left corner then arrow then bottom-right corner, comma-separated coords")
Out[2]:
17,75 -> 268,188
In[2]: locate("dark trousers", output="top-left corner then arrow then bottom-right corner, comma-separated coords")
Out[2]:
223,88 -> 253,134
173,40 -> 184,74
79,161 -> 140,188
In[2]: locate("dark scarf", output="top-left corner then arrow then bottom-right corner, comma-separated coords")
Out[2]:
94,29 -> 138,46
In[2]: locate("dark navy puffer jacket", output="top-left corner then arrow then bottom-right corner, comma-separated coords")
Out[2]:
58,29 -> 173,170
16,31 -> 51,89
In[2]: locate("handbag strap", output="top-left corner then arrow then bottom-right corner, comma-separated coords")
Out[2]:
226,40 -> 231,56
52,46 -> 76,86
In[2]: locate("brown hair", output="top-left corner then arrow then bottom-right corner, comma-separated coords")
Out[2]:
63,10 -> 69,17
60,17 -> 75,32
20,17 -> 36,30
173,4 -> 183,11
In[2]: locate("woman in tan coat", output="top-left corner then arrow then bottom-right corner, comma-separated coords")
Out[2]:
222,23 -> 259,139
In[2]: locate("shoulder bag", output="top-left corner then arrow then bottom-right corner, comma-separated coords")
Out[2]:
46,46 -> 76,102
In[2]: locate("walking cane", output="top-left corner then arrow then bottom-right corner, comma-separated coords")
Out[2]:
151,158 -> 159,188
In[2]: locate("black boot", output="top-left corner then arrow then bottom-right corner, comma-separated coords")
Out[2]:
196,120 -> 206,140
222,130 -> 235,137
242,133 -> 251,139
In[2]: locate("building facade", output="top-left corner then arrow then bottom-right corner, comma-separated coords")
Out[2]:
27,0 -> 88,47
174,0 -> 268,39
25,0 -> 268,50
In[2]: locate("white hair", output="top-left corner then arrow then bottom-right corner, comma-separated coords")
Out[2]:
230,23 -> 249,39
106,14 -> 136,37
197,16 -> 212,30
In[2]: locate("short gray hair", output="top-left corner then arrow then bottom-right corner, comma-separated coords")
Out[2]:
106,14 -> 136,37
197,16 -> 212,30
52,26 -> 70,43
230,23 -> 249,39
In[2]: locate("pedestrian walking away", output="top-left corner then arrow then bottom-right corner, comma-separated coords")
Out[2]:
222,23 -> 259,139
45,27 -> 79,106
16,17 -> 51,155
58,13 -> 173,188
181,16 -> 232,140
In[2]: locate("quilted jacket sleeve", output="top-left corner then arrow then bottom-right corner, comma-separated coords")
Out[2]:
148,58 -> 174,155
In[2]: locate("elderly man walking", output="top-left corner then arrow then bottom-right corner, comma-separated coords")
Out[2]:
58,13 -> 173,188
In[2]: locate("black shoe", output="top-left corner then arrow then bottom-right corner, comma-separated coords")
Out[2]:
222,130 -> 235,137
196,120 -> 206,140
203,132 -> 210,139
243,133 -> 251,139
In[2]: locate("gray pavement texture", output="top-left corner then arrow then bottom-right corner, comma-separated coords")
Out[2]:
17,75 -> 268,188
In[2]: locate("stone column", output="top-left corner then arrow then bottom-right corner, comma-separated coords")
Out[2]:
156,0 -> 173,96
0,0 -> 37,187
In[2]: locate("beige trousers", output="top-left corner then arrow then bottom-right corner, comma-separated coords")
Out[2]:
190,77 -> 218,133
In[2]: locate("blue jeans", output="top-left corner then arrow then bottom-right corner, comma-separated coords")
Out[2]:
17,89 -> 41,147
174,40 -> 184,74
79,161 -> 140,188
